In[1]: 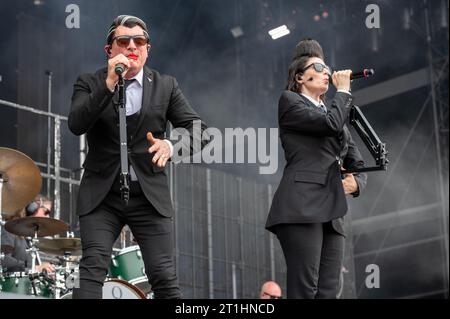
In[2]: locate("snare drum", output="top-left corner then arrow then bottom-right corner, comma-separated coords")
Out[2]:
59,279 -> 146,299
0,272 -> 53,298
109,245 -> 151,293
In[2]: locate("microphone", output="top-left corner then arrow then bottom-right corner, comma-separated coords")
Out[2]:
115,63 -> 127,75
351,69 -> 374,80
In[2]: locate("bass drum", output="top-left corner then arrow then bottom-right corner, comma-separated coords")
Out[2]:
60,279 -> 146,299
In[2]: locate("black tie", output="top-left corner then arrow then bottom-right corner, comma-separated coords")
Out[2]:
124,79 -> 136,90
319,103 -> 327,113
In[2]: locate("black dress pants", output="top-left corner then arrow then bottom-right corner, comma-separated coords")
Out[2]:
276,221 -> 344,299
72,177 -> 181,299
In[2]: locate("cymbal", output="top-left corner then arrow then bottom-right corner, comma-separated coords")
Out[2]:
36,237 -> 82,256
0,148 -> 42,216
4,217 -> 69,237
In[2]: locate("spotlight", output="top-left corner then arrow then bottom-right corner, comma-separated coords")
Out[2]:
230,26 -> 244,39
268,25 -> 290,40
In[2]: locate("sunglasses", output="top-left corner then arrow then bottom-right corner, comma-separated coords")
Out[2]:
303,62 -> 332,75
40,206 -> 52,216
112,35 -> 149,48
262,292 -> 282,299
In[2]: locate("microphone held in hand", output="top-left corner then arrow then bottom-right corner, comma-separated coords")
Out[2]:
350,69 -> 374,80
115,63 -> 127,75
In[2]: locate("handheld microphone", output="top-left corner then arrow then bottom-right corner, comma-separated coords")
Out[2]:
351,69 -> 374,80
115,63 -> 127,75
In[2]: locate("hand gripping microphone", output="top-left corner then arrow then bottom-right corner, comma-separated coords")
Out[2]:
115,63 -> 127,75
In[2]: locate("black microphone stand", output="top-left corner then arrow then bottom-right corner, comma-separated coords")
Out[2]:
117,75 -> 130,205
342,105 -> 389,174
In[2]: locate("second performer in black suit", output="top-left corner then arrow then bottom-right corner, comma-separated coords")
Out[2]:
266,39 -> 367,299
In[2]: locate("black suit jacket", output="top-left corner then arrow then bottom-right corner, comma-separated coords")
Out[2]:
266,91 -> 367,235
68,66 -> 207,217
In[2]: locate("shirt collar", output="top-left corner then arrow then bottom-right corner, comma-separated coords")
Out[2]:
301,93 -> 325,107
127,68 -> 144,87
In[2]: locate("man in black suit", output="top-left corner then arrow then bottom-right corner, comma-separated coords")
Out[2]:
266,39 -> 367,299
68,15 -> 207,299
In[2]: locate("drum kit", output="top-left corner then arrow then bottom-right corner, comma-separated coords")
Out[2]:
0,147 -> 152,299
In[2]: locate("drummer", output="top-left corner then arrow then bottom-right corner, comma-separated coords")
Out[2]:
1,194 -> 55,273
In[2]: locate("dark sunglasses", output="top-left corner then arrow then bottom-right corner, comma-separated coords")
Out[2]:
40,206 -> 52,216
112,35 -> 149,48
303,62 -> 332,75
262,292 -> 282,299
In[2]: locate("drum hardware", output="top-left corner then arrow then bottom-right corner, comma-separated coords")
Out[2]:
0,148 -> 42,216
28,271 -> 45,296
66,231 -> 75,238
26,234 -> 42,275
0,271 -> 53,298
53,265 -> 79,299
5,217 -> 69,273
1,148 -> 42,273
35,237 -> 81,256
5,217 -> 69,238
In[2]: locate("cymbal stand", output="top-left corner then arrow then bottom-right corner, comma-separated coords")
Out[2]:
27,225 -> 42,274
27,226 -> 45,296
0,173 -> 6,274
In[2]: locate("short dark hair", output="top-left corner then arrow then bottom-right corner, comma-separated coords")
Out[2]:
286,38 -> 325,93
106,15 -> 150,46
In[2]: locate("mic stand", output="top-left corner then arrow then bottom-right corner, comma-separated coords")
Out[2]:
117,75 -> 130,205
0,173 -> 5,274
342,105 -> 389,174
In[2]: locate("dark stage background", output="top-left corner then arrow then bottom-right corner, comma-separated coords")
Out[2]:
0,0 -> 448,299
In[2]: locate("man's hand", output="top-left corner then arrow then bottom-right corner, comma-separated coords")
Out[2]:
106,54 -> 131,91
342,171 -> 358,195
36,262 -> 55,273
147,132 -> 171,168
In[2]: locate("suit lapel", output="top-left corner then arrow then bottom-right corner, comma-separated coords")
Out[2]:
130,67 -> 153,144
300,94 -> 345,148
299,94 -> 318,110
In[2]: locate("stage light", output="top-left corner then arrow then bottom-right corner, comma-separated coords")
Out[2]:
268,25 -> 290,40
230,26 -> 244,39
33,0 -> 44,5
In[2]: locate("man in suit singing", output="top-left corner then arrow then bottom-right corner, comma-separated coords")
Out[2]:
68,15 -> 208,299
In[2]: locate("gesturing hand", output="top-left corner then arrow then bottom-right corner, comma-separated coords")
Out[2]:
147,132 -> 171,168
